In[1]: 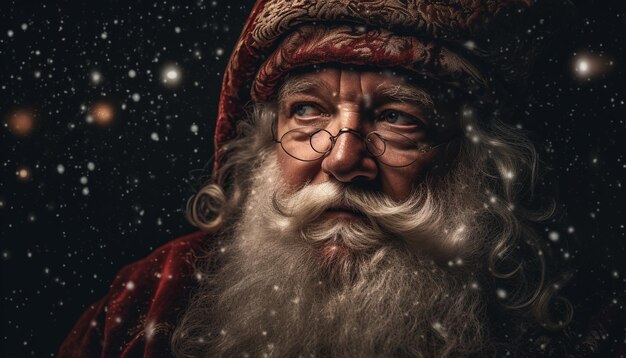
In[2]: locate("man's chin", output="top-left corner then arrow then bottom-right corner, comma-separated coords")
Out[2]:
319,240 -> 353,266
302,220 -> 387,282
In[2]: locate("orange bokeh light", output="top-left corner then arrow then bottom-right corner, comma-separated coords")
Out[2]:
90,102 -> 115,126
6,110 -> 35,137
16,166 -> 32,181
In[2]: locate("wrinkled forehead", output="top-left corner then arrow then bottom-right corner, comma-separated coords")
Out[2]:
275,66 -> 469,133
277,66 -> 434,108
279,65 -> 471,109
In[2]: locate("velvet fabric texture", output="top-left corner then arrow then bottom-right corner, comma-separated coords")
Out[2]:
250,25 -> 485,103
58,232 -> 207,358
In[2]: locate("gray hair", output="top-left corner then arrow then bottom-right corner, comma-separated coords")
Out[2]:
181,100 -> 572,353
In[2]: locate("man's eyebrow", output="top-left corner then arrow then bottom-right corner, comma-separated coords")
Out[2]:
375,83 -> 434,108
277,76 -> 434,108
277,76 -> 334,102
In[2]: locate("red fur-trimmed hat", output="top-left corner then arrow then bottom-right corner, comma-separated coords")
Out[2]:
213,0 -> 563,170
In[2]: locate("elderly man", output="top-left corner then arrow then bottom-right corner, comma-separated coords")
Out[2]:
59,1 -> 623,357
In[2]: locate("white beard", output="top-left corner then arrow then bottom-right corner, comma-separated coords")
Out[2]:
174,153 -> 492,357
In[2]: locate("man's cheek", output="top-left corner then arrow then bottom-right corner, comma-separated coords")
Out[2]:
378,163 -> 428,202
277,148 -> 319,188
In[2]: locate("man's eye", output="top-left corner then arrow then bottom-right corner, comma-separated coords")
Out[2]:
378,110 -> 422,126
293,103 -> 323,118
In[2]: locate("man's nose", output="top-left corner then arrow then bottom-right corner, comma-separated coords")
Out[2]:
321,126 -> 378,183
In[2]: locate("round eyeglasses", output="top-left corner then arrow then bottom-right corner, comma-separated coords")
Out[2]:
273,126 -> 455,167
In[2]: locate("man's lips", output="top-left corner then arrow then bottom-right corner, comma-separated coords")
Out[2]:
322,205 -> 366,220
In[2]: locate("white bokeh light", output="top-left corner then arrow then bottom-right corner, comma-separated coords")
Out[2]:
161,65 -> 182,86
166,69 -> 178,80
90,71 -> 102,84
577,59 -> 589,74
573,54 -> 604,78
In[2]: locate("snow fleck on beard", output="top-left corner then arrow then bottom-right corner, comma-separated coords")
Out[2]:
177,153 -> 489,357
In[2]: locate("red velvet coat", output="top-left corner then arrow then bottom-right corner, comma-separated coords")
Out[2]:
58,231 -> 208,358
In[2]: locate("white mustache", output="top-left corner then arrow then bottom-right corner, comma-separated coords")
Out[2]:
271,182 -> 361,221
266,180 -> 474,260
272,182 -> 431,235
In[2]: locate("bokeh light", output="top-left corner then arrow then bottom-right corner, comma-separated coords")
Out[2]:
573,53 -> 605,78
5,109 -> 36,137
161,64 -> 182,86
89,101 -> 116,126
16,166 -> 32,181
91,70 -> 102,84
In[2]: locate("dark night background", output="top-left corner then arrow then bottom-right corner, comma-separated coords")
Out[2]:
1,0 -> 625,356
